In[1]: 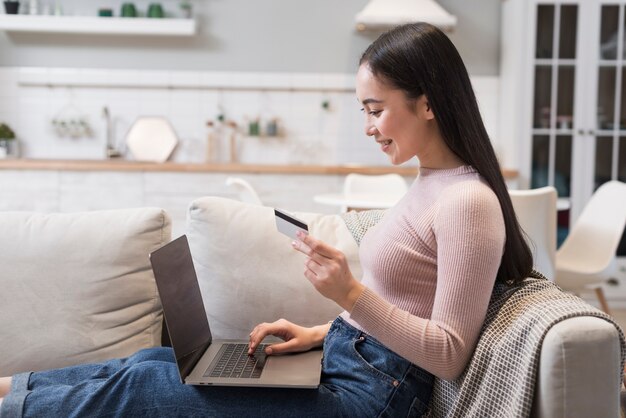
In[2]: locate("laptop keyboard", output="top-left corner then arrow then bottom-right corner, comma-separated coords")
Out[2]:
204,343 -> 268,379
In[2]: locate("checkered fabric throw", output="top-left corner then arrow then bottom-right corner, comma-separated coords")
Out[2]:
340,210 -> 626,418
427,273 -> 626,417
340,209 -> 386,246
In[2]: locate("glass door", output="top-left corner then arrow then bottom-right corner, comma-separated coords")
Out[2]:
595,4 -> 626,188
529,1 -> 626,236
529,3 -> 578,244
593,2 -> 626,257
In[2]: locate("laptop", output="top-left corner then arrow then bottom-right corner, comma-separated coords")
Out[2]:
149,234 -> 323,389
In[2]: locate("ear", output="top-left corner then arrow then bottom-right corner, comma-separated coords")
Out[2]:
419,96 -> 435,120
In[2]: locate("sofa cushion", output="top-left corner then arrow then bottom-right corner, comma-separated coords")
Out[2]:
0,207 -> 171,375
186,197 -> 362,339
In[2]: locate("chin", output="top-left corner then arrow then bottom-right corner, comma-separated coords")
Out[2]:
389,154 -> 410,166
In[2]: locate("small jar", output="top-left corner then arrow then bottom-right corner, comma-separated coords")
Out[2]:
265,119 -> 278,137
248,120 -> 260,136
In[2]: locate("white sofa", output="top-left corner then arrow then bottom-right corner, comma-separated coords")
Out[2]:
0,198 -> 622,417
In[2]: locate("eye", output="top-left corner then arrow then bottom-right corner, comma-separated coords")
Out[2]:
359,108 -> 381,116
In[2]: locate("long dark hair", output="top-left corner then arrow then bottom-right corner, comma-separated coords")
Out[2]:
360,22 -> 532,284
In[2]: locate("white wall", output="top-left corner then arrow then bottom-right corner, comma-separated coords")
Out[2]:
0,0 -> 501,76
0,67 -> 500,166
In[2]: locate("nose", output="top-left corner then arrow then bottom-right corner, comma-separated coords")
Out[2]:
364,121 -> 377,137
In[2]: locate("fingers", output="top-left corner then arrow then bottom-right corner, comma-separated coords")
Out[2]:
248,321 -> 280,354
265,339 -> 301,355
292,232 -> 335,259
248,320 -> 315,355
248,319 -> 294,354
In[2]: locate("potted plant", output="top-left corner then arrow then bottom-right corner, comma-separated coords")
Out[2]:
3,0 -> 20,14
179,0 -> 192,18
0,122 -> 17,159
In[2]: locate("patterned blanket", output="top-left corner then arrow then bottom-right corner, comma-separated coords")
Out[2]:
340,210 -> 626,418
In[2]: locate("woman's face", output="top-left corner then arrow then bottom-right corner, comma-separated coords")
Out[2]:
356,64 -> 435,165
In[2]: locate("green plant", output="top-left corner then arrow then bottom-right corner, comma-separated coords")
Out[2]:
0,123 -> 16,140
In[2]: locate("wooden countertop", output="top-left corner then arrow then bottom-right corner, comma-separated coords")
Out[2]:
0,159 -> 519,178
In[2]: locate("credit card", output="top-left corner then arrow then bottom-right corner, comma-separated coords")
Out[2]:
274,208 -> 309,240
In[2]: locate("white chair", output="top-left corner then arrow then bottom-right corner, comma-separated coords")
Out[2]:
555,180 -> 626,314
342,173 -> 408,212
509,186 -> 558,280
224,177 -> 263,206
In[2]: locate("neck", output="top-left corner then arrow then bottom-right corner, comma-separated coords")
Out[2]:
415,121 -> 465,169
417,141 -> 465,170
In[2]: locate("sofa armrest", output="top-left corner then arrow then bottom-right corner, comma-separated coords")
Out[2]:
533,316 -> 622,418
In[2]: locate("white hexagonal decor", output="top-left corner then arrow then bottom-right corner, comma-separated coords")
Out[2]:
125,117 -> 179,162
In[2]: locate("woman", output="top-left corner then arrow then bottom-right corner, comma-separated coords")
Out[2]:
0,22 -> 532,418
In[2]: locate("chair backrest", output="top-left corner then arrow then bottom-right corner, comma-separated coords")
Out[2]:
341,173 -> 409,212
556,180 -> 626,276
224,177 -> 263,206
509,186 -> 558,280
343,173 -> 409,196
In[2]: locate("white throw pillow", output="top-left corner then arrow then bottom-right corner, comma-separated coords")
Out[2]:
0,208 -> 171,375
186,197 -> 362,339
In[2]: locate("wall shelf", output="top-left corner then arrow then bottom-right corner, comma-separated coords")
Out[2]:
0,159 -> 519,179
0,15 -> 196,36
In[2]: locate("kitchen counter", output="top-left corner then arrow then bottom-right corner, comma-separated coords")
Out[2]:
0,159 -> 519,178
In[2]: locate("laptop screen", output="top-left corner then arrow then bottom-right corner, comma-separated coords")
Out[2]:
149,235 -> 212,377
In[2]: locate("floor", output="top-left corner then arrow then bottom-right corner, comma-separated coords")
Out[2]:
585,257 -> 626,329
612,309 -> 626,331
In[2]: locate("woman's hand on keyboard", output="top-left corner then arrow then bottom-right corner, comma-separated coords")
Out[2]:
248,319 -> 330,355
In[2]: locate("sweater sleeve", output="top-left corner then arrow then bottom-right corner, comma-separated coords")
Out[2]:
348,182 -> 505,380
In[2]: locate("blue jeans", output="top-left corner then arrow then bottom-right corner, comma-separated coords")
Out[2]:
1,317 -> 434,417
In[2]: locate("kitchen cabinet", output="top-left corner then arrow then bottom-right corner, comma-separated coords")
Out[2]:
500,0 -> 626,224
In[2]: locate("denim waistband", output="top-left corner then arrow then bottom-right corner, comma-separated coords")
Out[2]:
325,316 -> 435,416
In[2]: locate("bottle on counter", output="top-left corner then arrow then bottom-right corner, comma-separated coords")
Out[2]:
227,120 -> 238,163
28,0 -> 38,14
205,120 -> 217,163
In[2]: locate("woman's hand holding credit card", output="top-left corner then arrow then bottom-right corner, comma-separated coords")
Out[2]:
275,207 -> 364,311
274,208 -> 309,240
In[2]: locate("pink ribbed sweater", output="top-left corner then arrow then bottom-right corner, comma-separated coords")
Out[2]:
341,165 -> 505,380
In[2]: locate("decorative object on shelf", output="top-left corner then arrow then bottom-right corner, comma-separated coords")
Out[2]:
27,0 -> 37,14
53,0 -> 61,16
265,118 -> 279,137
51,118 -> 93,138
51,100 -> 93,139
0,122 -> 18,159
102,106 -> 122,159
556,115 -> 573,130
247,118 -> 260,136
120,2 -> 137,17
98,8 -> 113,17
205,120 -> 216,163
179,0 -> 192,18
226,120 -> 238,163
3,0 -> 19,14
147,3 -> 164,18
125,116 -> 178,163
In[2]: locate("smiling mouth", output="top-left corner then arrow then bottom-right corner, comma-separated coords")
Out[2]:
379,139 -> 392,146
